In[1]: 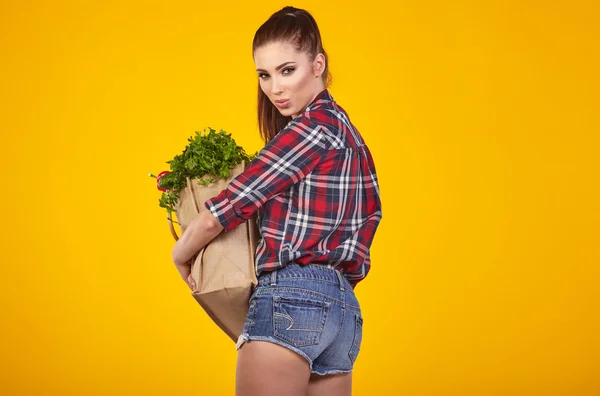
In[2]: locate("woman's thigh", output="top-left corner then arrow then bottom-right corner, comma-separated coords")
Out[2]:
307,372 -> 352,396
236,340 -> 311,396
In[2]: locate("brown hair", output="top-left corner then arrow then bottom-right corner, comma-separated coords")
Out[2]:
253,6 -> 332,144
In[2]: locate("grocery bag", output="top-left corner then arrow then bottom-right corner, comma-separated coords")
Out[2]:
167,161 -> 259,342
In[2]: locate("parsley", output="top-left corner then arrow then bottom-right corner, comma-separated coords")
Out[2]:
153,127 -> 257,215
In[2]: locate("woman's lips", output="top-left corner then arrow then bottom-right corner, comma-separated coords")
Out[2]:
275,100 -> 290,108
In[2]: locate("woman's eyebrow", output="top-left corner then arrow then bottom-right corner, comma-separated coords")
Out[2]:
256,61 -> 296,73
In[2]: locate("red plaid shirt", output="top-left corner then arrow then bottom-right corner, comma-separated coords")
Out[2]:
204,88 -> 382,287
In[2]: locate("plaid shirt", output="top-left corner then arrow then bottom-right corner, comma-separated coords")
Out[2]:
204,89 -> 382,287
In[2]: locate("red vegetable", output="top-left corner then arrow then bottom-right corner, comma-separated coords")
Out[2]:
156,171 -> 170,192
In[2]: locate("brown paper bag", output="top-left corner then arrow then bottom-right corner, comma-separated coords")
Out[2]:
168,161 -> 259,342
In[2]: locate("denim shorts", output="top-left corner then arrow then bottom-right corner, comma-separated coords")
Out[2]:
235,263 -> 364,376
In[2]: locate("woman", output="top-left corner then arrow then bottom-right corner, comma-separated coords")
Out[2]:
172,6 -> 383,396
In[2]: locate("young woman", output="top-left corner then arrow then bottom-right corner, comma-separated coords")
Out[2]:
172,6 -> 383,396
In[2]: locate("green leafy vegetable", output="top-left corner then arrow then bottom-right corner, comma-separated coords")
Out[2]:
153,127 -> 258,215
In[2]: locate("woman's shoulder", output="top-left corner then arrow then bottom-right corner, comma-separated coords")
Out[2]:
307,100 -> 368,149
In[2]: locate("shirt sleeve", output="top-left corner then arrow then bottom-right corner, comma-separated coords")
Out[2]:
204,116 -> 329,231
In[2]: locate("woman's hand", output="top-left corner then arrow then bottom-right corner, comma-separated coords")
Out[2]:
186,272 -> 196,291
171,210 -> 223,291
174,256 -> 197,290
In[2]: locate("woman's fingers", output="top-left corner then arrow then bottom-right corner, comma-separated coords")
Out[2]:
187,272 -> 196,290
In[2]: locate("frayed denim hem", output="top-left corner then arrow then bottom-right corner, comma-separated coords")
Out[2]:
235,333 -> 314,371
310,367 -> 353,376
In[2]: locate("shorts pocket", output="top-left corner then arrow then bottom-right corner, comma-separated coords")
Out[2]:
272,295 -> 331,347
348,314 -> 363,363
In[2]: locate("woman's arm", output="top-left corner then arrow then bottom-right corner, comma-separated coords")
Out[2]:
171,209 -> 224,267
204,116 -> 328,232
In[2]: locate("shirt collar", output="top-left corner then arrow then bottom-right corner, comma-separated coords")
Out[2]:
303,88 -> 334,113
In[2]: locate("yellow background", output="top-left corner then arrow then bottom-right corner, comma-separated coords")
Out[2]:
1,0 -> 598,395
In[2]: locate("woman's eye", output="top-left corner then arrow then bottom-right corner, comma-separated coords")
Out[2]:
258,67 -> 294,79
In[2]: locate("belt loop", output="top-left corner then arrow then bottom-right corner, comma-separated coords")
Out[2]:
270,268 -> 277,286
335,269 -> 345,292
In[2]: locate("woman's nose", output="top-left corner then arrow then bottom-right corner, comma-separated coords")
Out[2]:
270,77 -> 283,94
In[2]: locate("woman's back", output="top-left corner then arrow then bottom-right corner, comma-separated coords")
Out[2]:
253,88 -> 382,287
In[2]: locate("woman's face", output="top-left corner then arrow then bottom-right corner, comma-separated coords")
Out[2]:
254,41 -> 325,119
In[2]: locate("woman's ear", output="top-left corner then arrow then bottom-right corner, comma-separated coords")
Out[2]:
313,53 -> 326,77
